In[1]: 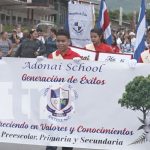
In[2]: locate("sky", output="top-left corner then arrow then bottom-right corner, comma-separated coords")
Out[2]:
92,0 -> 149,13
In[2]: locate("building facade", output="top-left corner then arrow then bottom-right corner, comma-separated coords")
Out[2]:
0,0 -> 68,28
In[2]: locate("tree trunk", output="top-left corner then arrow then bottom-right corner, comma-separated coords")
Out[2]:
143,110 -> 146,120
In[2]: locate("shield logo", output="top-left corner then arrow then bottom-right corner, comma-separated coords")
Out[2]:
72,21 -> 84,34
50,88 -> 69,111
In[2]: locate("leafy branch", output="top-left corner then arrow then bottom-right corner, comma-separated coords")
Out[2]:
130,133 -> 147,145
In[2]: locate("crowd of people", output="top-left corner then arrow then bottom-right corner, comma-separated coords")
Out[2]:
112,28 -> 150,62
0,24 -> 150,63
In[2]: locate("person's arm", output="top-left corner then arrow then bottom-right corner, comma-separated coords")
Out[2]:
13,34 -> 20,44
35,40 -> 46,57
7,40 -> 13,56
108,45 -> 113,53
15,38 -> 20,44
48,53 -> 53,59
14,44 -> 22,57
138,56 -> 143,63
0,49 -> 2,59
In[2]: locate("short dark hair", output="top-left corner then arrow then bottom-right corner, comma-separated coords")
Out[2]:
50,28 -> 57,35
90,28 -> 106,43
0,31 -> 5,35
36,28 -> 43,32
29,29 -> 36,35
57,29 -> 70,39
90,28 -> 103,36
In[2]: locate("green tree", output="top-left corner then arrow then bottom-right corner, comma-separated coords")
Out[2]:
109,9 -> 133,23
118,75 -> 150,120
146,9 -> 150,25
123,12 -> 132,21
109,10 -> 119,20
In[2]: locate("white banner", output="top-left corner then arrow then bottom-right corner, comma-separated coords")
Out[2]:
70,46 -> 132,62
68,2 -> 94,48
70,47 -> 96,61
0,58 -> 150,150
98,53 -> 132,63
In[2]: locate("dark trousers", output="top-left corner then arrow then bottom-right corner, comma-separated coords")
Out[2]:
46,146 -> 73,150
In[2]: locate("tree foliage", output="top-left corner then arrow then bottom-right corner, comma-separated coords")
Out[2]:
118,75 -> 150,119
109,10 -> 119,20
109,9 -> 133,21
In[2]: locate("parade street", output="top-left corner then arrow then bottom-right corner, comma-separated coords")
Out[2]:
0,143 -> 93,150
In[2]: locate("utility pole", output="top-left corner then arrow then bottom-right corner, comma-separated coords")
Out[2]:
119,7 -> 123,26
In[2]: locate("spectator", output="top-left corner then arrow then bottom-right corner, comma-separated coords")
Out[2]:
20,29 -> 29,43
116,32 -> 122,49
0,49 -> 2,59
145,28 -> 150,49
45,28 -> 57,56
16,26 -> 23,39
129,31 -> 136,50
9,29 -> 20,44
37,28 -> 45,44
0,31 -> 13,57
9,29 -> 20,55
15,29 -> 46,58
111,35 -> 120,53
121,35 -> 134,54
129,32 -> 136,44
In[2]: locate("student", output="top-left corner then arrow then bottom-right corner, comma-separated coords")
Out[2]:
85,28 -> 113,53
48,29 -> 80,60
138,49 -> 150,63
46,30 -> 80,150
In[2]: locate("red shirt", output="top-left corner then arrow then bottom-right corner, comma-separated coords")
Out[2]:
138,49 -> 150,63
111,45 -> 120,53
94,43 -> 113,53
48,48 -> 80,59
138,56 -> 143,63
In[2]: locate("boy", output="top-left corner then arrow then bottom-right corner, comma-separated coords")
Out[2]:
46,29 -> 80,150
48,29 -> 80,60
